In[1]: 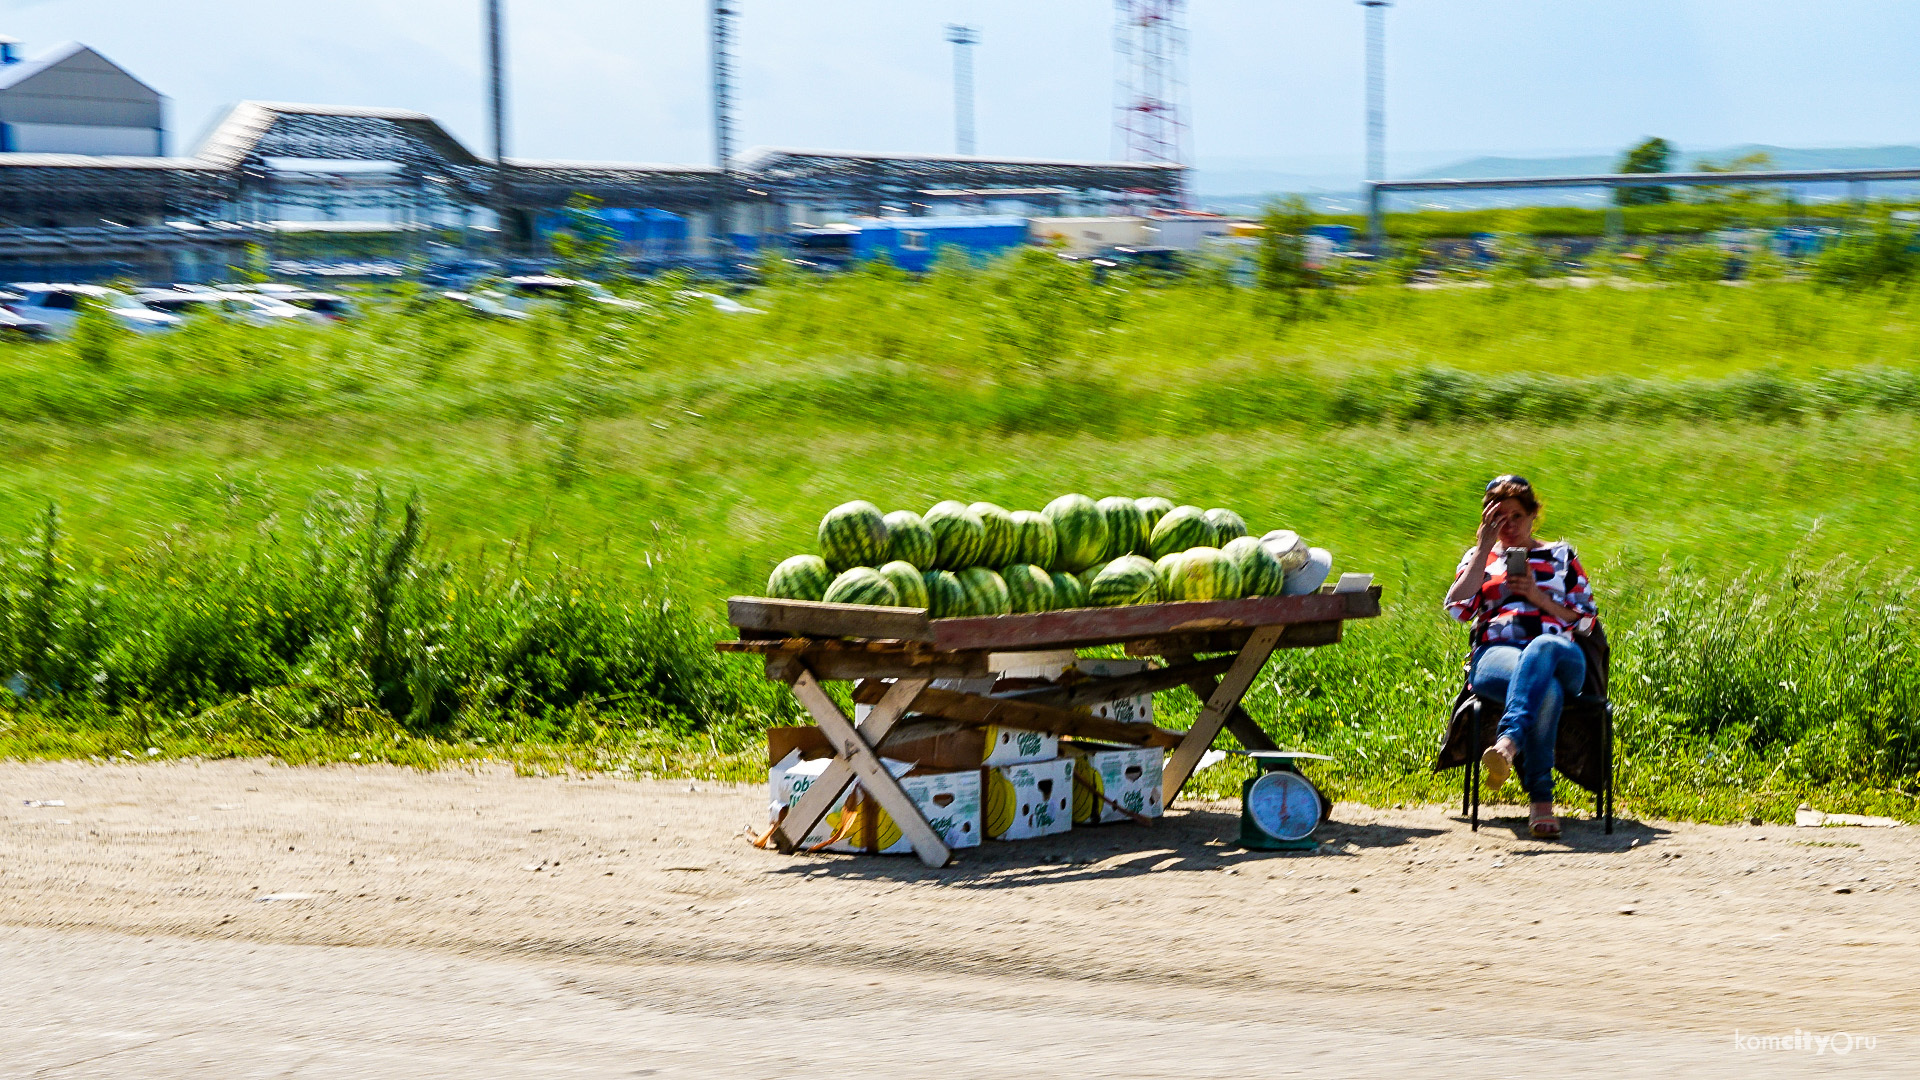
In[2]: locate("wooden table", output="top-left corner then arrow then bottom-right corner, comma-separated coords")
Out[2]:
718,586 -> 1383,868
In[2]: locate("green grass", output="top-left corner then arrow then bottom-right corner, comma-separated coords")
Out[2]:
4,270 -> 1920,823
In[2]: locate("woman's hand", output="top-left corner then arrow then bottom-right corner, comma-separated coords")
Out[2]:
1475,502 -> 1502,551
1510,575 -> 1581,623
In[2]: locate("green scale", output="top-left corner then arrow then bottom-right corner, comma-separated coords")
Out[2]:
1235,751 -> 1333,852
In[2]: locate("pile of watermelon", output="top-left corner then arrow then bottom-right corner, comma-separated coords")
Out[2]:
764,495 -> 1333,615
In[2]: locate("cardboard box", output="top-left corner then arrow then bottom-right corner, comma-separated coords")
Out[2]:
1073,658 -> 1154,726
879,725 -> 1059,770
1065,743 -> 1165,824
769,752 -> 981,856
984,757 -> 1075,840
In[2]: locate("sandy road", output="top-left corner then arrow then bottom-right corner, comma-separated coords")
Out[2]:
1,759 -> 1915,1078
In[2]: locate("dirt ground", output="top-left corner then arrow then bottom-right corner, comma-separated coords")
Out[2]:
2,759 -> 1915,1079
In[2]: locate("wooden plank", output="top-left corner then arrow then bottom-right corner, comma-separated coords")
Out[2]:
766,652 -> 991,682
1163,652 -> 1278,754
774,673 -> 942,864
787,671 -> 950,868
1124,619 -> 1343,658
1161,624 -> 1286,805
893,685 -> 1184,748
929,589 -> 1380,652
728,596 -> 933,642
1000,656 -> 1237,708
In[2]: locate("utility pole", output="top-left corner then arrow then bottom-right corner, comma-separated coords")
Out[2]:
1359,0 -> 1390,246
486,0 -> 511,254
710,1 -> 736,257
946,24 -> 978,156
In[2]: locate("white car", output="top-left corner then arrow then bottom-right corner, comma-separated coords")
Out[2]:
7,284 -> 181,335
135,289 -> 328,326
484,275 -> 645,314
227,284 -> 359,321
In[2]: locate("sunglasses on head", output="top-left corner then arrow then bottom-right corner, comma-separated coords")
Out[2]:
1485,474 -> 1531,493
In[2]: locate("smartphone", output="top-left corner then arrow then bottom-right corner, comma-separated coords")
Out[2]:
1503,548 -> 1532,580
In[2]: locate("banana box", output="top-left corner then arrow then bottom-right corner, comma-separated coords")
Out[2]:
771,753 -> 981,856
983,757 -> 1075,840
1073,658 -> 1154,726
1065,743 -> 1164,825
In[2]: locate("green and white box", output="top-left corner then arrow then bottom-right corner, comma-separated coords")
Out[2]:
1074,658 -> 1154,726
1067,744 -> 1165,824
771,753 -> 981,855
984,757 -> 1075,840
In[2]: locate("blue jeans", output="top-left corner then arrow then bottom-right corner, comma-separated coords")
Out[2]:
1470,635 -> 1587,802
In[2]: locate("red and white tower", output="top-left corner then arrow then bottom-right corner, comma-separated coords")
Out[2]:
1112,0 -> 1188,166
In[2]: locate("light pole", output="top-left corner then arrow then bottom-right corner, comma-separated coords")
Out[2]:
1359,0 -> 1390,245
485,0 -> 511,253
947,24 -> 978,156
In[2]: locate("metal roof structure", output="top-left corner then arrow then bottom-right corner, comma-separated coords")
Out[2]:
738,146 -> 1184,212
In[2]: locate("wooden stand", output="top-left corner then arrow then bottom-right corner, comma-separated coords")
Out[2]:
719,587 -> 1382,868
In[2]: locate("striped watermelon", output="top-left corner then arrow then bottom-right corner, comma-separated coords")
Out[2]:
1089,555 -> 1161,607
824,566 -> 901,606
924,500 -> 987,569
817,501 -> 889,572
1010,510 -> 1058,569
968,502 -> 1019,568
1149,505 -> 1217,559
1153,551 -> 1189,596
1097,496 -> 1151,559
882,510 -> 937,567
923,569 -> 967,618
1135,496 -> 1176,530
1044,493 -> 1110,573
1222,535 -> 1284,597
1164,546 -> 1243,602
878,560 -> 930,608
1077,559 -> 1111,590
1204,508 -> 1249,543
1049,570 -> 1089,610
766,554 -> 832,601
955,567 -> 1012,615
1002,563 -> 1056,613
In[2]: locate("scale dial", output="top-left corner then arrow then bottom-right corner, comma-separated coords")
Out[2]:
1245,770 -> 1321,841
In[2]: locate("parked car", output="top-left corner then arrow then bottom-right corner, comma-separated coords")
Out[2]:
0,304 -> 52,340
134,289 -> 327,326
229,284 -> 359,321
485,275 -> 645,313
435,290 -> 531,320
6,284 -> 181,334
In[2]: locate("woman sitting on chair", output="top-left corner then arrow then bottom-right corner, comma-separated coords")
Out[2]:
1442,475 -> 1597,838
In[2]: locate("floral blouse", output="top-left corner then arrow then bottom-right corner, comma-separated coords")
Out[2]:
1445,541 -> 1597,646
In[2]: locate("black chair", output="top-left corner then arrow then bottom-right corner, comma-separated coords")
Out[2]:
1432,625 -> 1614,834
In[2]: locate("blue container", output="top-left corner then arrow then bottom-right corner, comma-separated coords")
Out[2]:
850,216 -> 1031,272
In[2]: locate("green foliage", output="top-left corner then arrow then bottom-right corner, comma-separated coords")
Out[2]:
71,294 -> 123,370
1256,194 -> 1318,295
548,193 -> 621,283
1688,150 -> 1781,207
1812,217 -> 1920,289
1616,136 -> 1675,206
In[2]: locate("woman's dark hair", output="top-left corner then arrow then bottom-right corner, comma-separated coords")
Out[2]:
1483,475 -> 1541,514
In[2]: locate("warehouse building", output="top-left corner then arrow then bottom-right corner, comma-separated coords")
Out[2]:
0,38 -> 164,155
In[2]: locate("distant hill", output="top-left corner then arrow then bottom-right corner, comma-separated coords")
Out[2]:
1413,144 -> 1920,180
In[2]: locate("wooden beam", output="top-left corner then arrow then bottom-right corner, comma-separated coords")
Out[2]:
766,651 -> 990,682
929,589 -> 1379,652
1000,655 -> 1237,708
1161,624 -> 1286,805
728,596 -> 933,642
776,673 -> 947,866
892,685 -> 1184,748
1163,652 -> 1278,754
1122,619 -> 1343,658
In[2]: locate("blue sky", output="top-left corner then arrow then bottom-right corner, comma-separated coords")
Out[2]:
7,0 -> 1919,174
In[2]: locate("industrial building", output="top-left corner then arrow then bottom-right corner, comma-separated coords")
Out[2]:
0,33 -> 1187,282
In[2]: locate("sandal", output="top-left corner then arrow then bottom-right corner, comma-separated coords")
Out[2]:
1530,804 -> 1561,839
1480,743 -> 1513,790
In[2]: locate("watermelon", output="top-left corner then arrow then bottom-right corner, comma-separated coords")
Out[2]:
1010,510 -> 1058,569
882,510 -> 937,567
923,569 -> 967,618
1164,546 -> 1243,602
1204,508 -> 1249,543
1222,535 -> 1284,597
955,567 -> 1012,615
1153,550 -> 1189,596
1149,505 -> 1217,559
1077,559 -> 1112,590
1049,570 -> 1089,610
1261,529 -> 1310,573
766,554 -> 832,601
1044,493 -> 1110,572
1135,496 -> 1176,531
924,500 -> 987,569
1096,496 -> 1152,559
823,566 -> 900,606
1002,563 -> 1056,613
878,560 -> 930,608
817,500 -> 889,572
1089,555 -> 1161,607
969,502 -> 1019,568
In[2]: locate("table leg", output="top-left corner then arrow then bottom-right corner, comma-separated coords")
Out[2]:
1163,651 -> 1279,754
1160,624 -> 1285,806
774,671 -> 949,866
